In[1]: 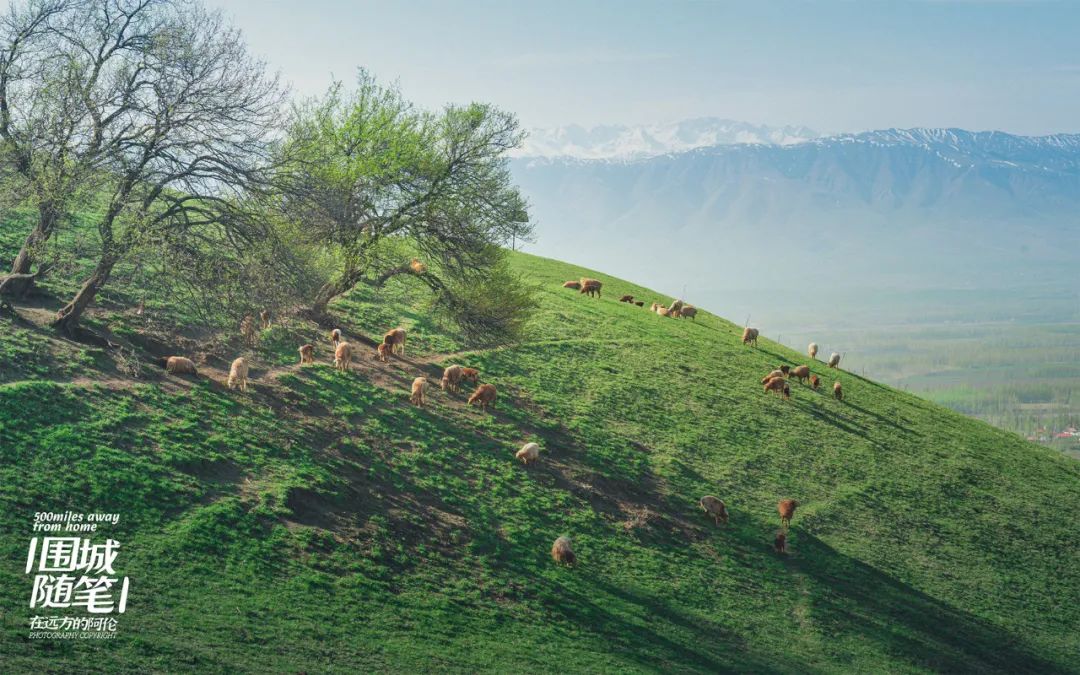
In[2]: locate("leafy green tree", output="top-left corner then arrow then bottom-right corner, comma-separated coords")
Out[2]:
279,72 -> 534,331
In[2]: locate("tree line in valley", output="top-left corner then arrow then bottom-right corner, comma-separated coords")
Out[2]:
0,0 -> 535,344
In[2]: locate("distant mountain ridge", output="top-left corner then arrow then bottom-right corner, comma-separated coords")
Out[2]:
511,124 -> 1080,294
515,118 -> 820,160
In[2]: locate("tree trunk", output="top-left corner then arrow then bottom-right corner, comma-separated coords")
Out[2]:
310,267 -> 365,316
9,206 -> 59,275
52,257 -> 115,334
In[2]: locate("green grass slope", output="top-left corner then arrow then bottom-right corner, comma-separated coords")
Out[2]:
1,251 -> 1078,673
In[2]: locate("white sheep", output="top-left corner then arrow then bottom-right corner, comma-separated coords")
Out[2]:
227,357 -> 249,392
516,442 -> 540,465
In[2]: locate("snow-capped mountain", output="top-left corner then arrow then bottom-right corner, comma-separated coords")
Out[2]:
515,118 -> 820,160
510,126 -> 1080,294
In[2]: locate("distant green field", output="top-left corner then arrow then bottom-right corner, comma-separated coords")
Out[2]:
1,250 -> 1079,672
704,287 -> 1080,457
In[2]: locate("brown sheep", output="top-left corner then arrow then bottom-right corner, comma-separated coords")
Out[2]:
699,496 -> 729,526
240,315 -> 256,346
259,309 -> 271,330
441,365 -> 464,392
828,352 -> 841,368
778,499 -> 799,530
810,375 -> 820,390
670,308 -> 681,318
656,305 -> 671,317
383,328 -> 406,356
619,295 -> 634,303
331,328 -> 342,347
410,258 -> 426,275
668,299 -> 684,314
516,442 -> 540,465
298,344 -> 314,365
162,356 -> 197,376
790,365 -> 811,384
742,327 -> 759,346
410,377 -> 428,407
761,370 -> 786,384
833,381 -> 843,401
468,383 -> 497,411
808,342 -> 818,359
764,377 -> 790,399
634,300 -> 645,307
580,278 -> 602,298
551,536 -> 576,566
774,531 -> 787,554
227,357 -> 249,392
376,342 -> 392,363
679,305 -> 697,320
562,280 -> 582,290
334,342 -> 353,372
460,367 -> 480,384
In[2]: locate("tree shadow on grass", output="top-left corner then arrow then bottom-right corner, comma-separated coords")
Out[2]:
788,533 -> 1068,674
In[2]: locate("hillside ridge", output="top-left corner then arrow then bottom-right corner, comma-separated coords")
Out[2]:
1,251 -> 1078,672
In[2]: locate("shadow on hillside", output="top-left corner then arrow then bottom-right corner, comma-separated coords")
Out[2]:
789,533 -> 1066,674
546,578 -> 800,673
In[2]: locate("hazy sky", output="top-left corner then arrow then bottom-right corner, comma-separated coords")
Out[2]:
209,0 -> 1080,135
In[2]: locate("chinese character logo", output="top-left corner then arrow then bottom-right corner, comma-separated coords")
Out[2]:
25,537 -> 129,614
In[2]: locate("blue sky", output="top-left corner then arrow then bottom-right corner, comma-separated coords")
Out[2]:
210,0 -> 1080,134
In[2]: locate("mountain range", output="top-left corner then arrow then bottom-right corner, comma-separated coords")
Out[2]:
514,118 -> 820,160
511,123 -> 1080,298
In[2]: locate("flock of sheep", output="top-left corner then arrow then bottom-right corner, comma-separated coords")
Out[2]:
158,272 -> 850,567
564,276 -> 850,556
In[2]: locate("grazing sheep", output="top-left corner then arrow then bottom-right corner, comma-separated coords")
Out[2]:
384,328 -> 406,356
240,315 -> 256,345
808,342 -> 818,359
656,306 -> 671,317
376,342 -> 392,363
742,327 -> 759,346
580,278 -> 602,298
259,309 -> 271,329
410,258 -> 426,275
468,383 -> 497,411
228,357 -> 249,392
619,295 -> 634,303
551,536 -> 576,565
764,377 -> 790,399
410,377 -> 428,407
331,328 -> 342,346
810,375 -> 820,390
460,367 -> 480,384
828,352 -> 841,368
634,300 -> 645,307
679,305 -> 697,320
298,344 -> 314,365
668,299 -> 684,314
833,381 -> 843,401
699,496 -> 729,526
778,499 -> 799,529
441,365 -> 464,392
516,442 -> 540,465
334,342 -> 353,372
774,531 -> 787,554
162,356 -> 197,376
562,280 -> 582,290
761,370 -> 786,384
790,365 -> 811,384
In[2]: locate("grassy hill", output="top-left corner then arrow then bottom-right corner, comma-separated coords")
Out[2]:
1,250 -> 1078,673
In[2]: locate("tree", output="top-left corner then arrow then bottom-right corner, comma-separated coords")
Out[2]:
0,0 -> 165,295
45,0 -> 281,333
279,72 -> 534,320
